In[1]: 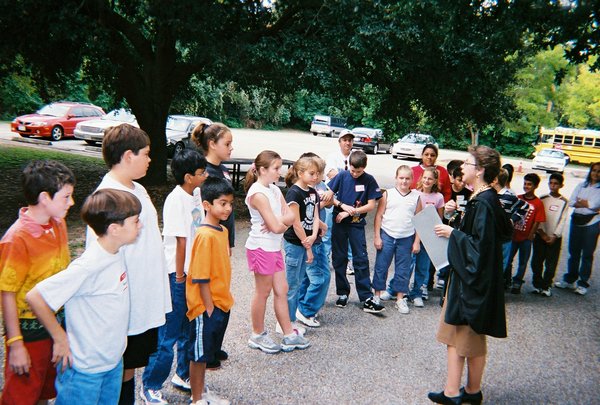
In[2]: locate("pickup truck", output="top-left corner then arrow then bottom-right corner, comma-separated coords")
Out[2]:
310,115 -> 347,137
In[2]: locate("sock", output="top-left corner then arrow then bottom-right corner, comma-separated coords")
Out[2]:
373,296 -> 381,305
118,378 -> 135,405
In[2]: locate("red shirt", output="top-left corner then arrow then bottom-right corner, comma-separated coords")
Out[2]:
513,195 -> 546,242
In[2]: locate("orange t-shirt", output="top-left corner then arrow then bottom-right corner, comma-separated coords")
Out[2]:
186,224 -> 233,320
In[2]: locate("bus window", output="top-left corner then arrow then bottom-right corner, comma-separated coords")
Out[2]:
585,137 -> 594,146
563,135 -> 573,144
595,138 -> 600,147
554,135 -> 564,143
574,136 -> 583,146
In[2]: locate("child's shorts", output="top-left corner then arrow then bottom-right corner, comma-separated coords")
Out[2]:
246,248 -> 284,275
55,359 -> 123,405
188,307 -> 230,363
123,327 -> 158,369
3,338 -> 56,404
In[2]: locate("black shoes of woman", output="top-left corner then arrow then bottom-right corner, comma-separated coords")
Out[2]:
427,387 -> 483,404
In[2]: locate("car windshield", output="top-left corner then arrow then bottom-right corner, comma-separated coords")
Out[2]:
36,104 -> 70,117
166,117 -> 192,132
102,109 -> 136,123
539,149 -> 563,158
400,134 -> 432,144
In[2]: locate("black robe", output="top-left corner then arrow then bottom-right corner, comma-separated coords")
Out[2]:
445,188 -> 512,338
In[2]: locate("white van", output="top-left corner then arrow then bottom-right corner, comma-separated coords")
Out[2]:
310,115 -> 347,137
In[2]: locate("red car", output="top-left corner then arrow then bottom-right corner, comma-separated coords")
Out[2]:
11,102 -> 105,141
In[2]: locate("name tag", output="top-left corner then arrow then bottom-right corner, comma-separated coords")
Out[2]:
355,184 -> 365,192
549,204 -> 559,212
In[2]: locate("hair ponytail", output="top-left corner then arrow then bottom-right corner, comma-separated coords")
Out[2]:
244,150 -> 282,192
191,122 -> 231,153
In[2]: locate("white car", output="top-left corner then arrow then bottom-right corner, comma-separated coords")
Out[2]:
166,115 -> 213,157
74,109 -> 138,145
392,133 -> 438,160
532,148 -> 569,173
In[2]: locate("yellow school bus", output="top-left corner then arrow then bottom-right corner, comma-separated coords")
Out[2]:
536,127 -> 600,165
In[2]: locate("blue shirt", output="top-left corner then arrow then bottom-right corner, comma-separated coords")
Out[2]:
329,170 -> 381,226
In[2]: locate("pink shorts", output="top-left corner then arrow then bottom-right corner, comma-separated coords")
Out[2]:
246,248 -> 284,275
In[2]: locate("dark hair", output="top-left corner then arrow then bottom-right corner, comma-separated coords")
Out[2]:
191,122 -> 231,153
244,150 -> 282,192
452,167 -> 464,179
468,145 -> 501,185
81,189 -> 142,236
349,150 -> 367,169
502,163 -> 514,184
284,156 -> 322,187
447,159 -> 463,176
202,176 -> 234,204
549,172 -> 564,185
584,162 -> 600,186
524,172 -> 541,187
171,149 -> 207,185
102,124 -> 150,168
22,160 -> 76,205
497,168 -> 509,188
421,144 -> 439,158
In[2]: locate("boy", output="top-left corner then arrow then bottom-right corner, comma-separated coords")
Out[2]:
86,124 -> 171,403
0,160 -> 75,404
26,189 -> 142,404
506,173 -> 546,294
141,149 -> 212,403
187,177 -> 235,405
327,150 -> 384,313
530,173 -> 568,297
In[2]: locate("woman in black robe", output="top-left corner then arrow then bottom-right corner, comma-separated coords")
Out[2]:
428,145 -> 512,405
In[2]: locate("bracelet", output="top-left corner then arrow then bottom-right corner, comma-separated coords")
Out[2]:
6,335 -> 23,346
175,274 -> 186,279
337,201 -> 343,209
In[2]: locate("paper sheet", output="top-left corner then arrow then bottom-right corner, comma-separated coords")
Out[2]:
411,205 -> 449,270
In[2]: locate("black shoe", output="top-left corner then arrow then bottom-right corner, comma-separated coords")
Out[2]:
427,390 -> 461,404
216,349 -> 228,361
362,297 -> 385,314
460,387 -> 482,405
335,295 -> 348,308
510,286 -> 521,294
206,359 -> 221,370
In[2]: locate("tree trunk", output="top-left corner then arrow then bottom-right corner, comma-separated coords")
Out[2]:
468,124 -> 479,146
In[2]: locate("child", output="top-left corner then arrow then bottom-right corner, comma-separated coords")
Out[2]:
507,173 -> 546,294
26,189 -> 142,404
328,150 -> 384,313
531,173 -> 568,297
245,150 -> 310,353
141,149 -> 209,402
186,177 -> 235,405
0,160 -> 75,404
373,165 -> 421,314
192,122 -> 235,248
86,124 -> 171,403
283,155 -> 324,328
409,167 -> 444,307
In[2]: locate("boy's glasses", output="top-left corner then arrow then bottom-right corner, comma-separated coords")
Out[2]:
196,170 -> 209,177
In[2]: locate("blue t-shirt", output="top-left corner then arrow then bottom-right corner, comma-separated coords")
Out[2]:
329,170 -> 381,226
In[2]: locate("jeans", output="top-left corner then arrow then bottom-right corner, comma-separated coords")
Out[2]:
372,230 -> 414,294
142,273 -> 190,390
531,235 -> 562,290
284,241 -> 309,322
322,206 -> 333,262
508,239 -> 533,287
298,242 -> 331,317
409,243 -> 429,299
564,221 -> 599,288
55,360 -> 123,405
332,222 -> 372,302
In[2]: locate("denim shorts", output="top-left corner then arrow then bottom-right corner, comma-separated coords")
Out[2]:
189,307 -> 230,363
55,360 -> 123,405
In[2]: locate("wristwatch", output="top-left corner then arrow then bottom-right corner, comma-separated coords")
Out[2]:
337,201 -> 343,209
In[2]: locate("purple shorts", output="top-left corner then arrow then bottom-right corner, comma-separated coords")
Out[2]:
246,248 -> 285,275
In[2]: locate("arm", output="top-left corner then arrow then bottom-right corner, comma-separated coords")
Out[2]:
528,222 -> 541,240
373,191 -> 387,250
199,283 -> 214,317
25,289 -> 72,371
1,291 -> 31,374
249,192 -> 290,234
174,237 -> 187,283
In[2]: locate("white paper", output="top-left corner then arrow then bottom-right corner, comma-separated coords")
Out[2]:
411,205 -> 449,270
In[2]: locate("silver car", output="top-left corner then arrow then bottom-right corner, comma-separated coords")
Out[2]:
166,115 -> 213,157
73,108 -> 138,145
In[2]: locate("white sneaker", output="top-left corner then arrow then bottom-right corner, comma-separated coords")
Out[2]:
296,309 -> 321,327
379,291 -> 395,301
275,321 -> 306,336
140,386 -> 168,404
346,264 -> 355,275
396,297 -> 410,314
541,288 -> 552,297
435,279 -> 445,290
421,285 -> 429,301
171,374 -> 191,391
554,280 -> 576,290
413,297 -> 424,307
574,286 -> 588,296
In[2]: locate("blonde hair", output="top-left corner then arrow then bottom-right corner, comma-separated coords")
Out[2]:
244,150 -> 282,192
417,166 -> 440,193
285,156 -> 322,187
395,165 -> 412,178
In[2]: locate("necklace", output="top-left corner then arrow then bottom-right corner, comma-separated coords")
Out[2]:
470,184 -> 491,200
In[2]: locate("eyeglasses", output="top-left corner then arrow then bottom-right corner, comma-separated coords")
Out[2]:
344,159 -> 348,171
195,170 -> 209,177
463,162 -> 477,167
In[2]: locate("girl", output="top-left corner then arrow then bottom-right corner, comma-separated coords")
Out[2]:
411,144 -> 452,202
192,122 -> 235,248
283,155 -> 327,328
373,165 -> 421,314
409,166 -> 444,307
245,150 -> 311,354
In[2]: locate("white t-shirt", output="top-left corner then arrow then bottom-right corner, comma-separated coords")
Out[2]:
163,186 -> 204,274
325,149 -> 351,185
36,240 -> 129,373
86,173 -> 171,335
245,182 -> 284,252
381,188 -> 420,239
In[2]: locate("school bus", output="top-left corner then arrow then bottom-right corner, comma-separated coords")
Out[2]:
535,127 -> 600,165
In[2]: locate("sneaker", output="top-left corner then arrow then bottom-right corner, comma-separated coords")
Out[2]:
541,288 -> 552,297
216,349 -> 228,361
336,295 -> 348,308
140,386 -> 167,404
281,333 -> 311,352
206,359 -> 221,370
346,264 -> 355,275
531,287 -> 542,294
363,297 -> 386,313
275,321 -> 306,336
171,374 -> 191,391
248,331 -> 281,354
554,280 -> 576,290
379,291 -> 395,301
395,297 -> 410,314
435,279 -> 445,290
574,286 -> 588,296
296,309 -> 321,327
202,389 -> 230,405
421,285 -> 429,301
412,297 -> 424,308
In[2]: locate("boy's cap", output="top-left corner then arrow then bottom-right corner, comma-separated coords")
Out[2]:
339,129 -> 354,139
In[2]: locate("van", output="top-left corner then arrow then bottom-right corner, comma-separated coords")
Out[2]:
310,115 -> 347,137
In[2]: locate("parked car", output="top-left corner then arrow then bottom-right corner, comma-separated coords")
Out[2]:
11,102 -> 105,141
392,133 -> 438,160
351,127 -> 392,154
166,115 -> 213,157
532,148 -> 570,173
310,115 -> 347,137
74,108 -> 138,145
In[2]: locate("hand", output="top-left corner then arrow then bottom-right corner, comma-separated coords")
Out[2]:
374,236 -> 382,250
8,341 -> 31,376
306,249 -> 314,264
335,212 -> 349,223
321,190 -> 334,204
412,242 -> 421,254
574,198 -> 589,209
434,224 -> 453,239
444,200 -> 458,214
341,204 -> 356,216
547,235 -> 557,245
51,335 -> 73,373
206,306 -> 214,317
175,274 -> 186,284
260,222 -> 269,233
319,222 -> 328,237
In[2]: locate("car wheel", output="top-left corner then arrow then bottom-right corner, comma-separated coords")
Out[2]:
312,132 -> 317,136
327,131 -> 333,138
174,141 -> 186,155
386,147 -> 391,154
50,126 -> 63,141
19,133 -> 30,138
84,140 -> 97,146
372,145 -> 379,154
